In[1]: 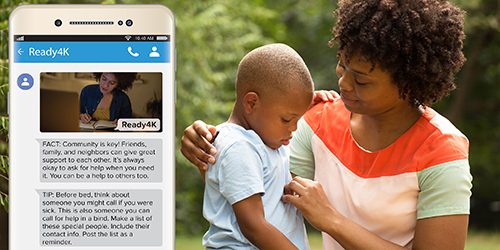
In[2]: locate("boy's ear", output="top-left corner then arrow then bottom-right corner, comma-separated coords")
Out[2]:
243,92 -> 259,114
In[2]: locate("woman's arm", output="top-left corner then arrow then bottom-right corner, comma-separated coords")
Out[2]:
413,215 -> 468,249
180,120 -> 218,170
79,86 -> 92,123
180,91 -> 337,171
120,94 -> 132,118
282,176 -> 468,250
233,194 -> 299,250
111,91 -> 133,121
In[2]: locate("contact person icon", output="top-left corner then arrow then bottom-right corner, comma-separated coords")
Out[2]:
149,47 -> 160,57
17,73 -> 34,90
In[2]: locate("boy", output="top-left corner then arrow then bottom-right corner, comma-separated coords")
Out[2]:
202,44 -> 313,249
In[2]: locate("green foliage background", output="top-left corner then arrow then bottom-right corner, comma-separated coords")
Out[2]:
0,1 -> 498,246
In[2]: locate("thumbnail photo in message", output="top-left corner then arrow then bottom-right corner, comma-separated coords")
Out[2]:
40,72 -> 162,132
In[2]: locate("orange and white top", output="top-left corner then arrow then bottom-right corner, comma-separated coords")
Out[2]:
289,99 -> 472,249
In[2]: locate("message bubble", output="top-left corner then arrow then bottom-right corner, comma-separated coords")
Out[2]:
38,139 -> 162,182
115,118 -> 161,131
37,189 -> 162,247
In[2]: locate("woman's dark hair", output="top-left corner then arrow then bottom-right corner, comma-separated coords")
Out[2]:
329,0 -> 466,107
93,72 -> 137,91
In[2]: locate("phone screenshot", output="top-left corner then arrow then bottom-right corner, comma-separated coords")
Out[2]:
9,5 -> 175,249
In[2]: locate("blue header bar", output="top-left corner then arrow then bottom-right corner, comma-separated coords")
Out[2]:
14,41 -> 170,63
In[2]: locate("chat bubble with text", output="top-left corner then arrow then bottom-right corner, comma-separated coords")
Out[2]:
38,189 -> 162,247
38,139 -> 162,182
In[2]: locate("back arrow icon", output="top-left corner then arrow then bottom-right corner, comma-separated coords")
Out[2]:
17,48 -> 23,55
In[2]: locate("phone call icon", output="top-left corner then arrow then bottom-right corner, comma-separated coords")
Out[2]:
127,46 -> 139,57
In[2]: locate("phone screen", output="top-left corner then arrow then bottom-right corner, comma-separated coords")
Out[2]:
9,5 -> 175,249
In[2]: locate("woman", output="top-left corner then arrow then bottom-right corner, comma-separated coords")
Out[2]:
79,72 -> 136,124
181,0 -> 472,249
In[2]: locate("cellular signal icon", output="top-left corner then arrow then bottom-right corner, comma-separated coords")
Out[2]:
125,35 -> 131,41
16,36 -> 25,41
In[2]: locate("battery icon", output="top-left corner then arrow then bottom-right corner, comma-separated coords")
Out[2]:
156,36 -> 169,41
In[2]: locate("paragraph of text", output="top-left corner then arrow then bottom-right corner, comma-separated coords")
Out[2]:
38,139 -> 162,182
38,189 -> 162,246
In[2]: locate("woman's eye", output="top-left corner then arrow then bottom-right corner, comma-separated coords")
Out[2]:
354,78 -> 366,86
282,118 -> 291,123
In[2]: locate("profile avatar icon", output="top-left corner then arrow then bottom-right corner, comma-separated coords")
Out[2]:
17,73 -> 34,90
149,46 -> 160,57
21,78 -> 30,86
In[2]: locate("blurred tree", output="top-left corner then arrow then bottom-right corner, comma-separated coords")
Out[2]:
168,0 -> 345,235
1,0 -> 49,249
0,0 -> 498,244
171,0 -> 500,234
171,0 -> 279,234
259,0 -> 341,91
443,0 -> 500,230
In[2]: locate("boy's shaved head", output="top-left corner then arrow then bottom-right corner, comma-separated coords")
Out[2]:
236,44 -> 314,100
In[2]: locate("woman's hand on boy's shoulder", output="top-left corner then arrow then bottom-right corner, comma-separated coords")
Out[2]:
180,120 -> 218,171
310,90 -> 339,109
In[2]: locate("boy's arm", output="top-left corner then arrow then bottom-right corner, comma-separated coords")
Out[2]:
233,194 -> 299,250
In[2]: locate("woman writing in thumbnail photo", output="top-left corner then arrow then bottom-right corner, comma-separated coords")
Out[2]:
79,72 -> 137,124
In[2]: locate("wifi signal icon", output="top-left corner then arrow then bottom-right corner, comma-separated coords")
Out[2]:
125,35 -> 131,41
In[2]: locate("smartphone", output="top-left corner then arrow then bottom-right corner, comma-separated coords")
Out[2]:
9,5 -> 175,249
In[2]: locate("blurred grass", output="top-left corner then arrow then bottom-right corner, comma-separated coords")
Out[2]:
175,231 -> 500,250
465,230 -> 500,250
